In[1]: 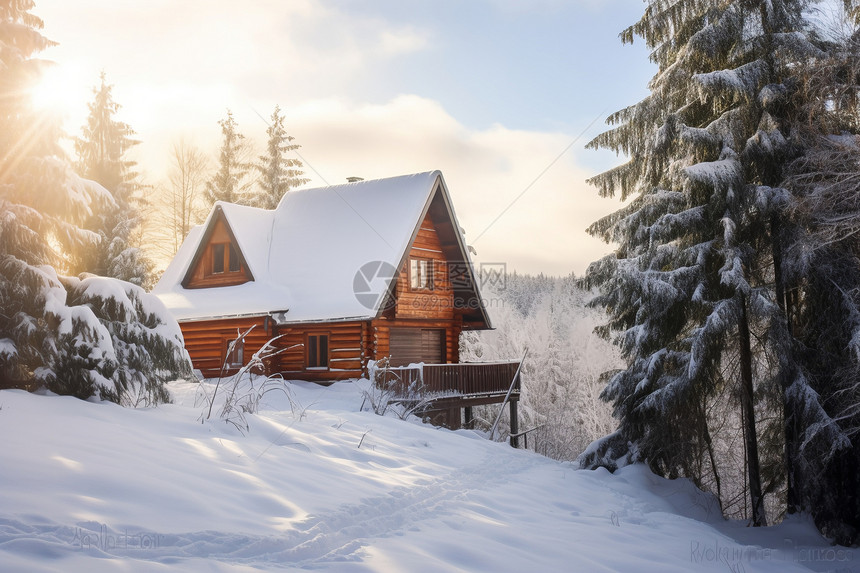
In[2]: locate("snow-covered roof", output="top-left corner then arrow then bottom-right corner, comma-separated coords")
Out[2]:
154,171 -> 486,326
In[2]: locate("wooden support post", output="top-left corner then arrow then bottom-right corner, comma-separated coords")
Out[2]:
464,406 -> 473,429
447,407 -> 461,430
509,399 -> 519,448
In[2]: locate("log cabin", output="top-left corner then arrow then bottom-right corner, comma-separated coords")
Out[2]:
154,171 -> 521,434
153,170 -> 495,380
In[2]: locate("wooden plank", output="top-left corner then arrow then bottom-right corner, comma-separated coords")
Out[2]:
266,321 -> 367,382
393,212 -> 454,321
179,316 -> 274,376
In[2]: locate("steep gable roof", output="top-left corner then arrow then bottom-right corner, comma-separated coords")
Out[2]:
153,171 -> 490,328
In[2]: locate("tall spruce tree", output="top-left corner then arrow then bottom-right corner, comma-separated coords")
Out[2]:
579,0 -> 854,534
205,109 -> 252,206
1,0 -> 101,390
252,105 -> 308,209
778,27 -> 860,542
74,72 -> 151,286
0,2 -> 190,404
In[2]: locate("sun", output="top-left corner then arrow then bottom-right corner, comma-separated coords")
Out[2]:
29,62 -> 89,122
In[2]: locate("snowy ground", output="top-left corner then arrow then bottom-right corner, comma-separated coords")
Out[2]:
0,379 -> 854,572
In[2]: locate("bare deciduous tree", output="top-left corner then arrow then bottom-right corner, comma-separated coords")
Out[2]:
166,139 -> 209,253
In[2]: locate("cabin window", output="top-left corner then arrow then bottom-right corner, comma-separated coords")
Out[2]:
225,337 -> 244,368
307,334 -> 329,369
410,258 -> 434,290
212,243 -> 240,275
212,244 -> 225,273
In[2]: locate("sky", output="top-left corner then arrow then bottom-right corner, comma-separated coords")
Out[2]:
31,0 -> 655,276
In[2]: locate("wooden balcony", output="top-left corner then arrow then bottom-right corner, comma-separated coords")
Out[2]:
375,360 -> 519,400
373,360 -> 522,436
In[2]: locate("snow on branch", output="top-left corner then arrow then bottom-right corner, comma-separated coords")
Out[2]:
684,157 -> 743,190
692,60 -> 768,104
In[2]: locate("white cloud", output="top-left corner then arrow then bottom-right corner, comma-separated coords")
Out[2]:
35,0 -> 432,111
377,27 -> 430,56
32,0 -> 625,276
278,96 -> 621,276
484,0 -> 605,14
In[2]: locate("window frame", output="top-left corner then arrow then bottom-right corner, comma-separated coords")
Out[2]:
212,244 -> 226,274
227,243 -> 240,272
225,337 -> 244,369
306,333 -> 330,370
409,258 -> 434,291
211,242 -> 241,276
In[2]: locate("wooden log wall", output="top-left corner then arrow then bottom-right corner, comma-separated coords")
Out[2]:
179,316 -> 272,378
273,321 -> 367,382
181,315 -> 464,381
395,212 -> 454,321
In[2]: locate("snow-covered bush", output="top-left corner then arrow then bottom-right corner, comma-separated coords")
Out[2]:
2,260 -> 110,398
62,274 -> 192,406
1,265 -> 190,405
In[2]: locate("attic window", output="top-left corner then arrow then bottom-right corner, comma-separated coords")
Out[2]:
212,243 -> 241,274
410,258 -> 434,290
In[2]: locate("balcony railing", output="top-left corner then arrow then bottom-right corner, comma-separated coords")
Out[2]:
372,360 -> 521,400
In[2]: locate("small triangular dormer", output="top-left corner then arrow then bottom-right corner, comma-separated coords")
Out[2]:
182,205 -> 253,289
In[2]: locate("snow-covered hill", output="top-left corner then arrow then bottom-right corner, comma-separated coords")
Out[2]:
0,380 -> 848,572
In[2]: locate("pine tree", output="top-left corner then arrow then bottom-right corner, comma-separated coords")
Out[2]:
578,0 -> 854,532
252,105 -> 308,209
205,109 -> 252,206
0,1 -> 112,393
74,72 -> 151,287
777,29 -> 860,541
0,2 -> 190,404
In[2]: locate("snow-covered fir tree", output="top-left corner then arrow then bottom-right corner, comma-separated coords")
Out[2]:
1,0 -> 104,392
777,28 -> 860,541
205,109 -> 253,206
252,105 -> 308,209
0,2 -> 191,404
74,72 -> 151,287
580,0 -> 858,538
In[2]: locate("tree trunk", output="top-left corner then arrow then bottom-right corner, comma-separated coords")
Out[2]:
739,296 -> 767,526
702,413 -> 723,513
771,214 -> 799,515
